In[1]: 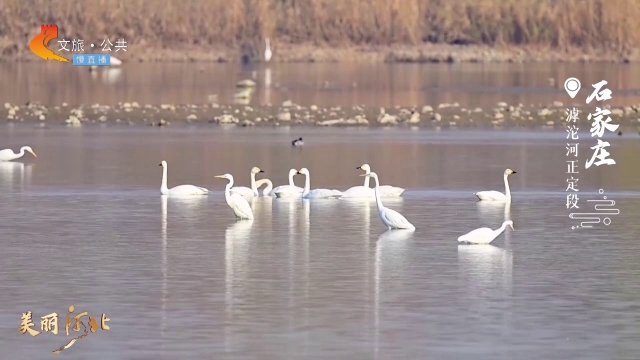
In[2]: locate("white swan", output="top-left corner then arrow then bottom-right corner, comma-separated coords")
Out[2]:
342,164 -> 404,198
272,169 -> 304,198
264,38 -> 272,62
475,169 -> 517,203
215,174 -> 254,220
298,168 -> 343,199
0,146 -> 37,162
229,167 -> 265,198
458,220 -> 514,244
365,172 -> 414,230
341,165 -> 375,198
255,178 -> 273,196
159,161 -> 209,196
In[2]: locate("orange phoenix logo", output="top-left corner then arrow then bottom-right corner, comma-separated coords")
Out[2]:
29,25 -> 69,63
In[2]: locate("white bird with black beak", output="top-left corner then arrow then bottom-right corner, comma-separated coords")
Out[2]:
229,167 -> 267,199
158,160 -> 209,196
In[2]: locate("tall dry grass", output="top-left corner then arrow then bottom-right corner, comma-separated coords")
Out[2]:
1,0 -> 638,57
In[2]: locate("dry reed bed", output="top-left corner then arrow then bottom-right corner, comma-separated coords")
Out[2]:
1,0 -> 638,61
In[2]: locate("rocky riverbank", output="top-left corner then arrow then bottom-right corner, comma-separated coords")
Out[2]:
4,99 -> 640,131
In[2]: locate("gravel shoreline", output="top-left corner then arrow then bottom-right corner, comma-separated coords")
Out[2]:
4,99 -> 640,131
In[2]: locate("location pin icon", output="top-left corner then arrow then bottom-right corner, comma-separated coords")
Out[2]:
564,78 -> 581,99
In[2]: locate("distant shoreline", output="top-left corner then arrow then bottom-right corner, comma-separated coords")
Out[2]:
2,44 -> 638,64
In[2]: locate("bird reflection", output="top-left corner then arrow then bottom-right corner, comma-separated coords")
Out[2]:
503,204 -> 512,247
100,68 -> 122,84
265,68 -> 272,88
374,229 -> 413,359
457,244 -> 513,334
300,198 -> 311,354
161,195 -> 168,337
0,162 -> 30,191
250,196 -> 273,221
476,201 -> 509,225
168,196 -> 208,222
224,219 -> 253,352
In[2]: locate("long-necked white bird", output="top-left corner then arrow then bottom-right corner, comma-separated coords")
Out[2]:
264,38 -> 272,62
229,167 -> 265,198
474,169 -> 517,203
364,172 -> 414,230
344,164 -> 404,198
215,174 -> 254,220
298,168 -> 343,199
159,160 -> 209,196
0,146 -> 37,162
458,220 -> 514,244
272,169 -> 304,198
255,178 -> 273,196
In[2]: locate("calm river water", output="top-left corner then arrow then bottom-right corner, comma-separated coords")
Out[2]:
2,62 -> 640,107
1,126 -> 640,359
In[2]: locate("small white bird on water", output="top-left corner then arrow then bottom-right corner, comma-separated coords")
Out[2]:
458,220 -> 514,244
298,168 -> 343,199
475,169 -> 517,203
215,174 -> 254,220
364,172 -> 414,230
159,160 -> 209,196
0,146 -> 37,162
292,137 -> 304,147
342,164 -> 404,198
272,169 -> 304,198
264,38 -> 272,62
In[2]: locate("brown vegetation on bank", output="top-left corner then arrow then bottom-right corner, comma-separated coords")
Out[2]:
1,0 -> 639,62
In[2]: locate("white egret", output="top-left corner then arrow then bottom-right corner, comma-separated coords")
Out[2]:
229,167 -> 265,198
264,38 -> 272,62
215,174 -> 254,220
0,146 -> 37,161
272,169 -> 304,198
159,161 -> 209,196
292,137 -> 304,146
458,220 -> 514,245
475,169 -> 517,203
255,178 -> 273,196
364,172 -> 414,230
343,164 -> 404,198
298,168 -> 343,199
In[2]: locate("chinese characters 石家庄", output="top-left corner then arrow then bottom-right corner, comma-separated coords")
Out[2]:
566,79 -> 620,229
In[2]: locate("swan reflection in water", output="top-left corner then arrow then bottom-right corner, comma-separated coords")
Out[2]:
101,68 -> 122,85
224,219 -> 254,352
161,195 -> 168,337
476,201 -> 511,222
374,229 -> 414,359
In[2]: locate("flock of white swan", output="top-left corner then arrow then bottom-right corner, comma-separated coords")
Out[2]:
158,157 -> 517,245
1,144 -> 515,245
